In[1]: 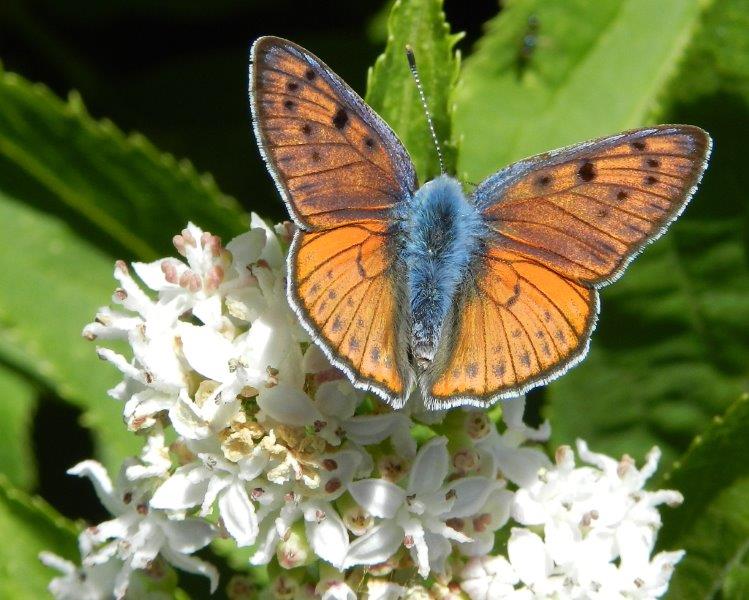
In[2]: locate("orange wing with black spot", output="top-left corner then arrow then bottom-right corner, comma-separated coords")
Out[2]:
290,223 -> 410,402
478,126 -> 711,284
250,36 -> 416,229
425,126 -> 710,405
426,247 -> 596,406
250,37 -> 415,405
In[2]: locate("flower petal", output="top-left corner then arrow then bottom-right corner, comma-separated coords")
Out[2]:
304,502 -> 349,568
218,481 -> 258,547
160,517 -> 215,554
507,528 -> 552,586
348,479 -> 405,519
408,436 -> 448,495
343,521 -> 402,569
257,383 -> 322,426
67,461 -> 122,516
161,546 -> 218,593
444,477 -> 497,518
150,465 -> 209,510
226,228 -> 266,270
180,323 -> 233,382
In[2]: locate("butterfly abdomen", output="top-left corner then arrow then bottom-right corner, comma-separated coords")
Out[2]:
405,175 -> 485,368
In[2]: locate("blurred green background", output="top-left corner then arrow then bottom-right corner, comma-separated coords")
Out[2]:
0,0 -> 748,597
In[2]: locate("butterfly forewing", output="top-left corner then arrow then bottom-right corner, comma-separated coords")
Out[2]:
426,125 -> 710,406
250,37 -> 417,229
250,37 -> 415,405
475,126 -> 711,284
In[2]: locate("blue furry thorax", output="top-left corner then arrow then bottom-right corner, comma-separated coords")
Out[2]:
402,175 -> 485,365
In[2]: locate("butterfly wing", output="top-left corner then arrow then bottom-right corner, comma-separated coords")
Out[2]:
475,125 -> 711,284
425,126 -> 711,406
250,37 -> 415,405
250,36 -> 416,229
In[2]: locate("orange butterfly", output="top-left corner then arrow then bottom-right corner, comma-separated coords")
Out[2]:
249,36 -> 711,410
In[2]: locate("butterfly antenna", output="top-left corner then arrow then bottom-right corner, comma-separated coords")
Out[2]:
405,45 -> 445,174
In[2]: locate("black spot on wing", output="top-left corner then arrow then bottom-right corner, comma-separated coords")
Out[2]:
578,161 -> 596,182
332,107 -> 349,130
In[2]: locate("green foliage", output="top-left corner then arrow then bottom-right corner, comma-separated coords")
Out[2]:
0,65 -> 248,262
665,478 -> 749,599
659,395 -> 749,546
0,475 -> 79,599
454,0 -> 708,182
658,395 -> 749,598
0,189 -> 140,472
366,0 -> 461,181
0,365 -> 37,490
540,0 -> 749,464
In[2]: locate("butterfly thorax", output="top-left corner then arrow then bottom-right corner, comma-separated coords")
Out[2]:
404,175 -> 485,369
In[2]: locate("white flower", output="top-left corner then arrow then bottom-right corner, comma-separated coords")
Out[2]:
150,436 -> 269,547
460,555 -> 519,600
40,551 -> 122,600
346,437 -> 496,577
459,440 -> 684,598
475,397 -> 551,487
69,460 -> 217,599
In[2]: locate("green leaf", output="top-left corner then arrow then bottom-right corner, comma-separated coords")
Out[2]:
724,558 -> 749,600
664,477 -> 749,599
658,395 -> 749,598
0,474 -> 79,599
365,0 -> 461,181
0,189 -> 140,472
543,0 -> 749,463
0,364 -> 37,490
0,65 -> 248,262
454,0 -> 709,181
659,395 -> 749,547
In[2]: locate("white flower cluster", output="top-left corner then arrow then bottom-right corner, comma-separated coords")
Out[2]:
41,220 -> 685,599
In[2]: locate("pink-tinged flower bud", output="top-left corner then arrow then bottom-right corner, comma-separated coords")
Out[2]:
160,260 -> 179,284
276,524 -> 312,569
204,265 -> 224,293
181,228 -> 197,247
465,411 -> 491,440
114,260 -> 130,276
172,234 -> 187,256
452,448 -> 480,475
342,504 -> 373,536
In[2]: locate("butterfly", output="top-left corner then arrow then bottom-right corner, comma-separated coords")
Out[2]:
249,36 -> 711,410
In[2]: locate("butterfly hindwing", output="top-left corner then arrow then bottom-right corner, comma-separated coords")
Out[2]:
426,125 -> 710,406
475,126 -> 711,284
250,36 -> 417,229
426,247 -> 596,406
290,224 -> 410,402
250,37 -> 415,404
